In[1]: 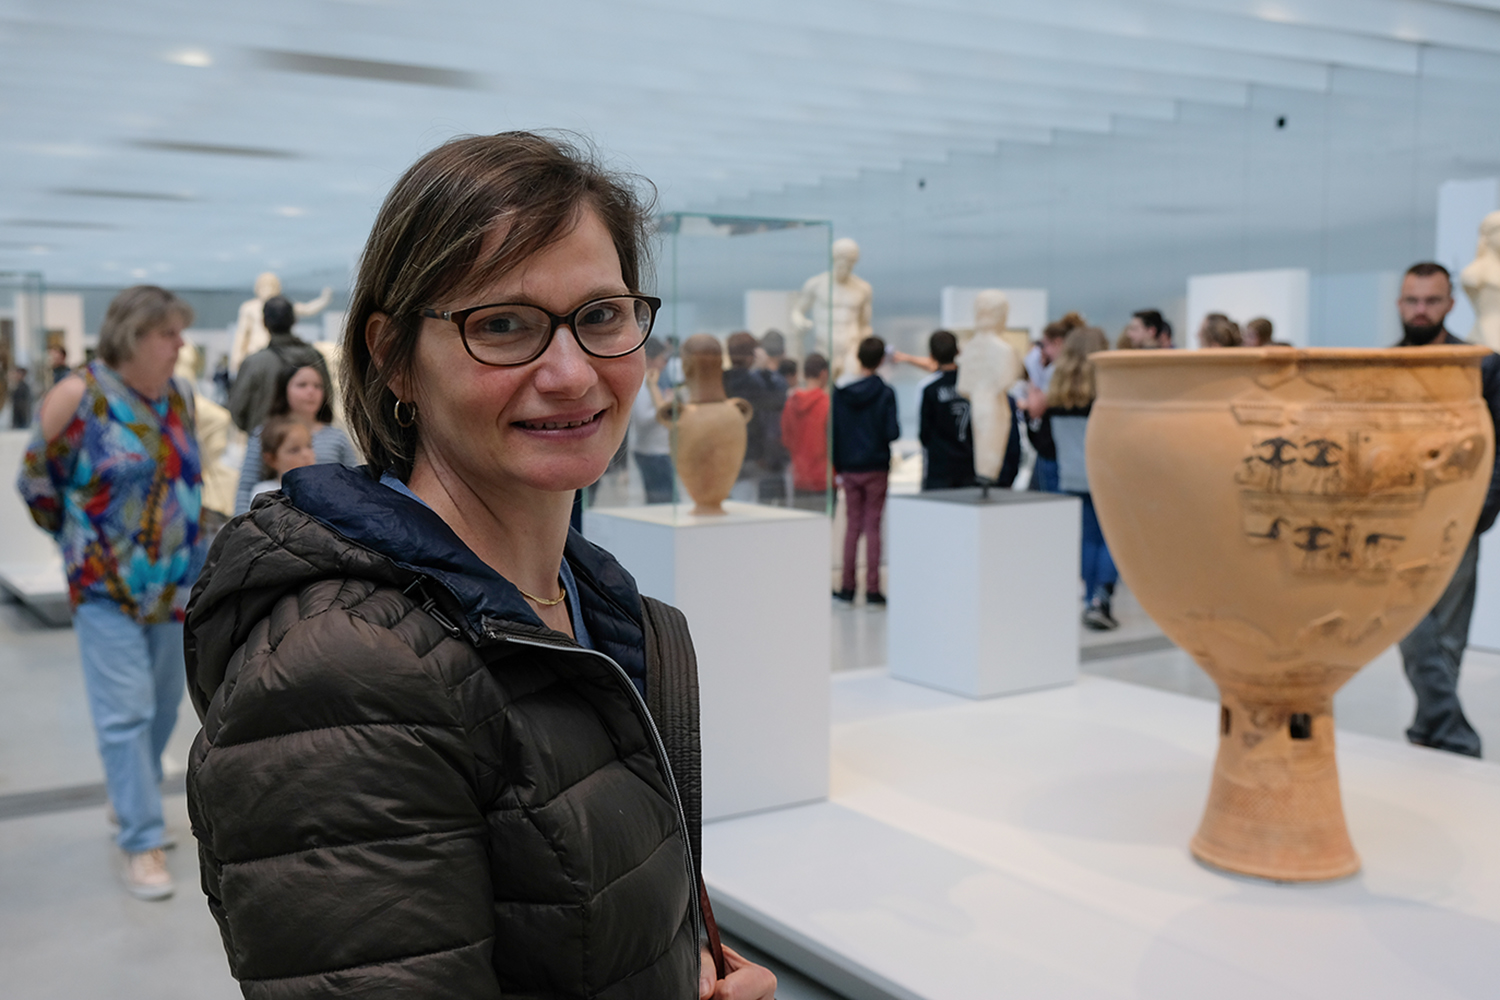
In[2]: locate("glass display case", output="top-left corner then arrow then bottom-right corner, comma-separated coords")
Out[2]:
0,272 -> 46,428
585,213 -> 834,518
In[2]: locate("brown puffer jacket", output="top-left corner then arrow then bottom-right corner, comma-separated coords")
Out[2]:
185,464 -> 698,999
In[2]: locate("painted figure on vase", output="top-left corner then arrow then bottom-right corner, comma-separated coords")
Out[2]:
956,290 -> 1023,486
790,238 -> 873,384
658,333 -> 752,515
1461,210 -> 1500,352
229,272 -> 333,374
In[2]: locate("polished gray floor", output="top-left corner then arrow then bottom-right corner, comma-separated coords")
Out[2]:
4,582 -> 1497,999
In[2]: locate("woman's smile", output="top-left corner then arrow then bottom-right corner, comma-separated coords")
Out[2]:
513,407 -> 607,434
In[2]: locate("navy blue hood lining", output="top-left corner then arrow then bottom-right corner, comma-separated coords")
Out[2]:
838,374 -> 889,408
280,464 -> 647,690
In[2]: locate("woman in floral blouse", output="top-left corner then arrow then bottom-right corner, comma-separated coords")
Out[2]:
17,285 -> 202,900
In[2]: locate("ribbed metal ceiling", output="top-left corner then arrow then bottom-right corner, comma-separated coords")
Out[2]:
3,0 -> 1500,313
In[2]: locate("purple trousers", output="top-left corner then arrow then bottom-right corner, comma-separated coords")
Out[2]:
840,470 -> 888,594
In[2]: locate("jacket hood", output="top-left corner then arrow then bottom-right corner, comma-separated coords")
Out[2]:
785,387 -> 827,417
186,463 -> 645,718
838,375 -> 887,409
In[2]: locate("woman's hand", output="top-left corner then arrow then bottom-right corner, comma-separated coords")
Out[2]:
700,944 -> 777,1000
1023,384 -> 1048,419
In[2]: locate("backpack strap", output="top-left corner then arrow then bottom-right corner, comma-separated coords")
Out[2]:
640,595 -> 726,979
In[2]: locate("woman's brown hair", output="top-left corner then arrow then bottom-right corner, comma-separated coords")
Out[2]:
97,285 -> 194,368
342,131 -> 656,479
1047,326 -> 1110,410
1200,313 -> 1243,348
258,415 -> 308,480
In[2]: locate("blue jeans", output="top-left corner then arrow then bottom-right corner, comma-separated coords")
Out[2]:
1078,494 -> 1117,604
1030,457 -> 1060,493
634,451 -> 674,504
74,602 -> 185,852
1399,534 -> 1482,757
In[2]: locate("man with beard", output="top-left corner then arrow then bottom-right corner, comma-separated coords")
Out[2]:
1395,262 -> 1500,757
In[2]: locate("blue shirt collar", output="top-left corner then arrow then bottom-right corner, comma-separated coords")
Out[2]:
378,471 -> 592,650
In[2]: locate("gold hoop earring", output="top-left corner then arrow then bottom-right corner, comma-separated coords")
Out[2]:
393,399 -> 417,428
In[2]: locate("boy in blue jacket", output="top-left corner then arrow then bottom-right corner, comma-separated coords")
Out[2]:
832,337 -> 900,604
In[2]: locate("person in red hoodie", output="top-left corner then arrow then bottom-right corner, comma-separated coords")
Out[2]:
781,352 -> 830,510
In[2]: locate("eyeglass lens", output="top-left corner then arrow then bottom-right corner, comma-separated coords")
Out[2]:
462,296 -> 654,365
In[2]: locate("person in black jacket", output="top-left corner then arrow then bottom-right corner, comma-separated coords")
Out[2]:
722,331 -> 789,503
185,131 -> 774,1000
917,330 -> 973,490
1393,262 -> 1500,757
832,336 -> 899,603
903,331 -> 1020,491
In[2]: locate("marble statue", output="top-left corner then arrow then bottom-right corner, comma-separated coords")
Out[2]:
790,238 -> 873,383
1461,210 -> 1500,352
956,290 -> 1023,486
229,272 -> 332,374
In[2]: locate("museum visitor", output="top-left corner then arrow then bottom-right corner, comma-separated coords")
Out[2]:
16,285 -> 204,900
182,130 -> 775,1000
1043,325 -> 1120,631
832,335 -> 900,604
233,360 -> 359,515
1394,261 -> 1500,757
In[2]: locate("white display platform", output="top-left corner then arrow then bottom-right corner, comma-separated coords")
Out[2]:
0,430 -> 69,624
887,489 -> 1080,698
583,502 -> 830,821
705,671 -> 1500,1000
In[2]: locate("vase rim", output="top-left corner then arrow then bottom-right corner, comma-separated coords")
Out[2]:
1095,345 -> 1490,367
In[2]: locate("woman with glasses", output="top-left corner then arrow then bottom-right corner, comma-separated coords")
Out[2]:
183,133 -> 774,1000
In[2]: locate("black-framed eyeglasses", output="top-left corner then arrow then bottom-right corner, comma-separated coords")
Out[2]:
419,293 -> 661,367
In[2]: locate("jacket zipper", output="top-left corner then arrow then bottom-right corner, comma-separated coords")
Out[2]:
488,628 -> 705,981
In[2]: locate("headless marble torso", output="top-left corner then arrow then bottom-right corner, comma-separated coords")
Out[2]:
1461,212 -> 1500,352
956,290 -> 1023,483
791,238 -> 872,383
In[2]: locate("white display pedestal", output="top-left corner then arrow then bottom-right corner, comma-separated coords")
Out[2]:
705,671 -> 1500,1000
887,488 -> 1080,698
0,430 -> 69,625
583,502 -> 831,821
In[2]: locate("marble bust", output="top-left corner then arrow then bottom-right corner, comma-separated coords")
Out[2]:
790,238 -> 873,383
229,272 -> 333,374
956,289 -> 1023,485
1461,210 -> 1500,352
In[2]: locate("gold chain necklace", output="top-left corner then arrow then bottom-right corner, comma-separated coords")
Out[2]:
518,576 -> 567,607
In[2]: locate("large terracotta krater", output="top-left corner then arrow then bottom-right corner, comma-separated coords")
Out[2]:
1086,347 -> 1493,881
661,334 -> 753,515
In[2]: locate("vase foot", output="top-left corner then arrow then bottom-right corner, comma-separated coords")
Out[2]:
1190,837 -> 1360,883
1192,693 -> 1360,882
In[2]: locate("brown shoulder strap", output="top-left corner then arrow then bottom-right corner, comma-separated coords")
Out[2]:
641,594 -> 702,871
640,595 -> 725,979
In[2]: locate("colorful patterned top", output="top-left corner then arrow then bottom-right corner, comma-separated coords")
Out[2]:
17,360 -> 203,623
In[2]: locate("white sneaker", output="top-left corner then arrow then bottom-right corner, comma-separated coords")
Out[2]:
122,848 -> 175,900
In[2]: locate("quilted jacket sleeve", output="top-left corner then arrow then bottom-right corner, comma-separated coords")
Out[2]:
187,579 -> 499,999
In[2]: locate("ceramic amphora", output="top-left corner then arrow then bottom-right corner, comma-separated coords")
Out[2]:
660,334 -> 753,515
1086,346 -> 1493,881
